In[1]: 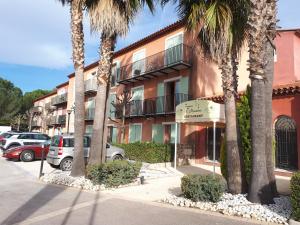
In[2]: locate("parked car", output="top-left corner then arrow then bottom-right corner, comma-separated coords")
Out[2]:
0,132 -> 18,142
0,132 -> 51,151
46,134 -> 125,171
2,144 -> 50,162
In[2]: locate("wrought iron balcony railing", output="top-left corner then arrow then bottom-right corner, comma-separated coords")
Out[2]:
47,115 -> 66,126
118,44 -> 192,84
32,106 -> 42,114
115,93 -> 190,118
51,93 -> 68,106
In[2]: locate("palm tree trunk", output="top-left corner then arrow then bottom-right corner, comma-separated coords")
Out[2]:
247,0 -> 273,204
220,54 -> 246,194
89,34 -> 115,165
264,0 -> 278,197
70,0 -> 85,177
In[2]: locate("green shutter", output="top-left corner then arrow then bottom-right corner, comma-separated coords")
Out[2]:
129,124 -> 142,143
109,94 -> 116,118
180,76 -> 189,95
152,124 -> 163,143
156,82 -> 164,114
112,127 -> 117,143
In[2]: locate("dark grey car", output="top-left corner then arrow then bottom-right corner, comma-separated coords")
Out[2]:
46,134 -> 125,171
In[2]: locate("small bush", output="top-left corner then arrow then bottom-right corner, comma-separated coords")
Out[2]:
181,174 -> 225,202
290,172 -> 300,221
86,160 -> 142,187
116,142 -> 172,163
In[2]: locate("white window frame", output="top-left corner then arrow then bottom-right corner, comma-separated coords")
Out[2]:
164,31 -> 184,50
132,49 -> 146,77
129,123 -> 143,143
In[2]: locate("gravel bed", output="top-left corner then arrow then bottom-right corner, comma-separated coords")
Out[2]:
161,193 -> 292,224
40,170 -> 141,191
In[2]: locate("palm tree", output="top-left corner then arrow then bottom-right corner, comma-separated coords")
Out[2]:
58,0 -> 86,177
247,0 -> 273,204
264,0 -> 278,198
165,0 -> 248,194
86,0 -> 154,165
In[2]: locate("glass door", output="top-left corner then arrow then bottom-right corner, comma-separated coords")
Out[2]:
165,34 -> 183,65
132,50 -> 145,77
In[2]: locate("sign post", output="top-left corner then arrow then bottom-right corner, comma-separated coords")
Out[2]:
174,122 -> 178,170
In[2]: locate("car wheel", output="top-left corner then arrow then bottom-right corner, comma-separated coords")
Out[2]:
112,154 -> 123,161
20,150 -> 35,162
60,158 -> 73,171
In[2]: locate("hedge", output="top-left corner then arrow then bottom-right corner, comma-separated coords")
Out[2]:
115,142 -> 172,163
290,172 -> 300,221
86,160 -> 142,187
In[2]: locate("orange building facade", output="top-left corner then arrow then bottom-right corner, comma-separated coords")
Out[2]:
33,21 -> 300,172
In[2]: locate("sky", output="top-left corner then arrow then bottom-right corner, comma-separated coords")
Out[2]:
0,0 -> 299,93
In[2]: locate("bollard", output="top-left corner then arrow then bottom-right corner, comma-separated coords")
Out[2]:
140,176 -> 145,185
39,144 -> 45,178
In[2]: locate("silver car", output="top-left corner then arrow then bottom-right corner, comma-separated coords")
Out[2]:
46,134 -> 125,171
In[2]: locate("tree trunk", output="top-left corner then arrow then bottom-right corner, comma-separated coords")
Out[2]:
89,34 -> 115,165
264,0 -> 278,197
70,0 -> 85,177
247,0 -> 273,204
220,54 -> 246,194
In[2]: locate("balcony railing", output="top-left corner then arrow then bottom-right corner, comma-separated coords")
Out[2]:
85,78 -> 97,93
118,44 -> 192,84
85,108 -> 95,120
32,106 -> 42,114
116,93 -> 190,118
51,93 -> 68,106
47,115 -> 66,126
32,120 -> 42,127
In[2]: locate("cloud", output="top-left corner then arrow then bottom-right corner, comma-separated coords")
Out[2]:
0,0 -> 97,69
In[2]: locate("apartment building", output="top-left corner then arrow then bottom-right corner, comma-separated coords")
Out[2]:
33,21 -> 300,172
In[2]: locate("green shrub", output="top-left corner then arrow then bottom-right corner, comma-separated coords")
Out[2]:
115,142 -> 172,163
237,86 -> 252,185
86,160 -> 142,187
181,174 -> 225,202
290,172 -> 300,221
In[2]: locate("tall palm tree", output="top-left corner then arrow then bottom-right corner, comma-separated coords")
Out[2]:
165,0 -> 249,194
58,0 -> 86,176
247,0 -> 274,203
86,0 -> 154,165
264,0 -> 278,197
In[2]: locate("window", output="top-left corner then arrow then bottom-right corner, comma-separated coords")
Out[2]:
33,134 -> 48,140
129,124 -> 142,143
275,116 -> 298,170
63,138 -> 74,147
85,125 -> 93,134
108,127 -> 118,143
165,33 -> 183,65
109,93 -> 117,118
83,136 -> 90,148
132,49 -> 145,77
111,61 -> 120,87
130,86 -> 144,116
206,127 -> 224,161
18,134 -> 33,139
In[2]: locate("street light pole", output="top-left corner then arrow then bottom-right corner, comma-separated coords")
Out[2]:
67,110 -> 72,134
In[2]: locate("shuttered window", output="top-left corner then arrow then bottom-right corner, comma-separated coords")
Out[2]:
129,124 -> 142,143
152,124 -> 163,143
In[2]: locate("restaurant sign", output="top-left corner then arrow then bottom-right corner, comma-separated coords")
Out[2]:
175,100 -> 225,123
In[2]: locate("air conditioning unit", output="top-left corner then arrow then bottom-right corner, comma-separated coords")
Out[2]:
133,69 -> 141,76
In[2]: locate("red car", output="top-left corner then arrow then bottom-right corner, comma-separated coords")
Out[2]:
2,145 -> 49,162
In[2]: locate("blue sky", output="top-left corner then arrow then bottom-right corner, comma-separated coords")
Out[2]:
0,0 -> 299,93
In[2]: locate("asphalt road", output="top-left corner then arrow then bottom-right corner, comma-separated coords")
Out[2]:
0,157 -> 260,225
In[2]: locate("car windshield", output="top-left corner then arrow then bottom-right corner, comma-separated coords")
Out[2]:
51,136 -> 61,147
2,133 -> 13,138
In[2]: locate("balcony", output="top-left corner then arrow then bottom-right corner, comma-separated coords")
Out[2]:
118,44 -> 192,84
51,93 -> 68,106
117,93 -> 190,118
47,115 -> 66,126
85,78 -> 97,94
32,120 -> 42,127
85,108 -> 95,120
32,106 -> 42,114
